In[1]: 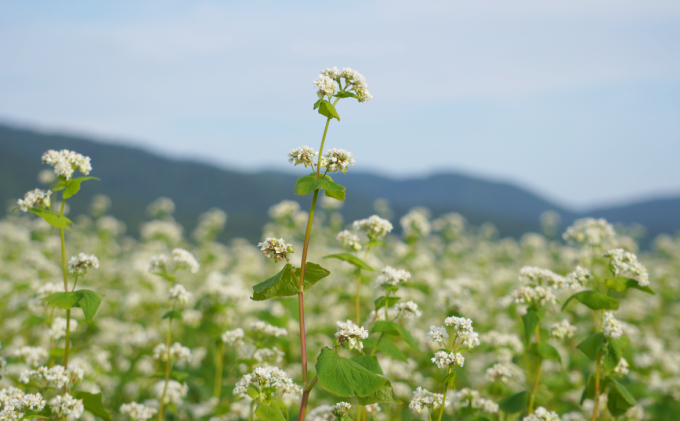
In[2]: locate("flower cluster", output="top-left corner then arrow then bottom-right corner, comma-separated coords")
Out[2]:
550,319 -> 577,340
0,387 -> 46,420
288,146 -> 317,168
331,402 -> 352,418
375,266 -> 411,288
523,407 -> 561,421
605,248 -> 649,287
409,387 -> 446,414
352,215 -> 393,240
335,320 -> 369,351
426,326 -> 449,343
565,266 -> 592,289
510,286 -> 557,307
257,237 -> 294,262
120,402 -> 158,421
49,393 -> 84,419
153,342 -> 191,363
13,346 -> 48,366
49,317 -> 78,340
432,351 -> 465,368
172,248 -> 200,274
485,362 -> 525,384
251,320 -> 288,337
153,380 -> 188,404
233,366 -> 301,397
318,67 -> 372,102
168,284 -> 192,304
444,316 -> 480,349
450,388 -> 499,413
336,230 -> 362,251
322,148 -> 355,174
20,365 -> 83,388
221,328 -> 245,345
563,217 -> 615,247
395,301 -> 422,318
17,189 -> 52,212
313,74 -> 339,98
41,149 -> 92,180
67,252 -> 100,275
602,311 -> 624,339
519,266 -> 567,289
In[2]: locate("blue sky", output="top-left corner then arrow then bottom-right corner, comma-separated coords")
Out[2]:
1,0 -> 679,210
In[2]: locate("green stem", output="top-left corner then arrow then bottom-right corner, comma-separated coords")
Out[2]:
370,333 -> 385,356
591,309 -> 605,421
213,340 -> 225,399
354,248 -> 370,324
157,317 -> 174,421
528,326 -> 542,413
58,198 -> 71,396
437,367 -> 453,421
248,400 -> 255,421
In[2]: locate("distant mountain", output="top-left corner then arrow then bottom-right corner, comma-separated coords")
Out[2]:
1,124 -> 678,245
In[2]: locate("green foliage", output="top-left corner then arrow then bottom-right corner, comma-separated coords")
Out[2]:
294,173 -> 346,201
577,332 -> 606,360
251,263 -> 330,301
608,380 -> 637,416
42,289 -> 104,322
313,99 -> 340,121
498,390 -> 528,414
255,400 -> 286,421
605,277 -> 655,294
73,391 -> 112,421
439,371 -> 457,387
162,310 -> 183,319
351,355 -> 383,374
54,176 -> 100,199
371,321 -> 418,349
521,307 -> 544,345
362,338 -> 407,362
373,296 -> 400,309
531,343 -> 562,363
603,338 -> 625,374
323,253 -> 374,271
334,91 -> 360,99
28,208 -> 73,229
562,290 -> 620,311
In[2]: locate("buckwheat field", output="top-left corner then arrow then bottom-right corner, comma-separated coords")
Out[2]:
3,68 -> 679,421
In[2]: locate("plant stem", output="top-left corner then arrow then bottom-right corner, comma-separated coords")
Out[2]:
592,309 -> 605,421
437,367 -> 453,421
157,317 -> 174,421
248,400 -> 255,421
370,333 -> 385,356
528,326 -> 542,413
355,268 -> 362,324
213,340 -> 224,398
58,198 -> 71,396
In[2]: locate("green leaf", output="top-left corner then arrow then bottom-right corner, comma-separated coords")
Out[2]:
42,292 -> 81,309
316,347 -> 398,403
531,343 -> 562,363
294,174 -> 346,200
313,99 -> 324,110
362,338 -> 408,362
355,381 -> 402,405
562,290 -> 620,311
162,310 -> 183,319
605,277 -> 655,295
603,338 -> 625,374
324,253 -> 374,271
366,240 -> 387,250
521,307 -> 543,345
274,400 -> 289,421
316,99 -> 340,121
334,91 -> 360,99
577,332 -> 606,360
23,409 -> 53,419
62,176 -> 100,199
170,371 -> 189,382
439,371 -> 457,387
29,208 -> 74,229
498,390 -> 528,414
255,401 -> 286,421
73,392 -> 112,421
251,263 -> 330,301
607,380 -> 637,416
372,321 -> 418,349
351,355 -> 383,374
374,296 -> 401,309
74,289 -> 103,322
247,384 -> 260,399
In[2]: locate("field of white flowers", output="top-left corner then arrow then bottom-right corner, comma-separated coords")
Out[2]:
3,68 -> 680,421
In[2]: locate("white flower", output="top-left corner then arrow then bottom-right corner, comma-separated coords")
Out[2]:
444,316 -> 480,349
605,248 -> 649,287
306,405 -> 335,421
41,149 -> 92,180
313,74 -> 339,98
331,402 -> 352,417
335,320 -> 369,352
146,197 -> 175,218
563,217 -> 615,247
269,200 -> 301,221
321,67 -> 342,80
519,266 -> 567,289
154,380 -> 188,405
375,266 -> 411,288
479,331 -> 524,354
602,311 -> 623,339
182,309 -> 203,327
172,248 -> 200,274
431,351 -> 465,368
336,230 -> 362,251
251,321 -> 288,337
323,148 -> 355,174
523,407 -> 561,421
565,266 -> 592,289
49,317 -> 78,340
253,347 -> 285,365
257,237 -> 294,262
21,365 -> 83,388
120,402 -> 158,420
14,346 -> 48,366
17,189 -> 52,212
340,68 -> 372,102
153,342 -> 191,363
168,284 -> 192,304
426,326 -> 449,343
450,388 -> 498,413
510,286 -> 556,307
614,358 -> 630,377
550,319 -> 577,340
364,403 -> 381,414
289,146 -> 318,168
409,387 -> 446,414
0,387 -> 46,419
396,301 -> 422,318
67,253 -> 100,275
221,328 -> 245,345
352,215 -> 393,240
400,208 -> 431,238
149,254 -> 170,273
234,366 -> 301,397
485,362 -> 525,384
50,393 -> 84,419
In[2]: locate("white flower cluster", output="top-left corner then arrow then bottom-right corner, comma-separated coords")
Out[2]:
17,189 -> 52,212
336,230 -> 362,251
146,197 -> 175,218
172,248 -> 200,274
313,74 -> 339,98
257,237 -> 294,262
605,248 -> 649,287
269,200 -> 301,220
485,362 -> 525,384
450,388 -> 499,413
444,316 -> 480,349
20,365 -> 84,388
426,326 -> 449,343
331,402 -> 352,417
168,284 -> 192,305
432,351 -> 465,368
0,387 -> 46,420
154,380 -> 188,404
120,402 -> 158,420
602,311 -> 623,339
13,346 -> 48,366
479,331 -> 524,354
318,67 -> 372,102
400,208 -> 431,238
563,217 -> 615,247
519,266 -> 567,289
352,215 -> 393,240
67,252 -> 100,275
148,254 -> 170,273
550,319 -> 577,340
523,407 -> 561,421
322,148 -> 355,174
306,405 -> 335,421
375,266 -> 411,288
396,301 -> 422,318
233,366 -> 301,397
251,321 -> 288,337
253,347 -> 285,365
153,342 -> 191,363
50,393 -> 84,419
41,149 -> 92,180
335,320 -> 369,351
192,208 -> 227,242
288,146 -> 317,168
510,286 -> 557,307
221,328 -> 245,345
614,358 -> 630,377
49,317 -> 78,340
409,387 -> 446,414
565,266 -> 592,289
